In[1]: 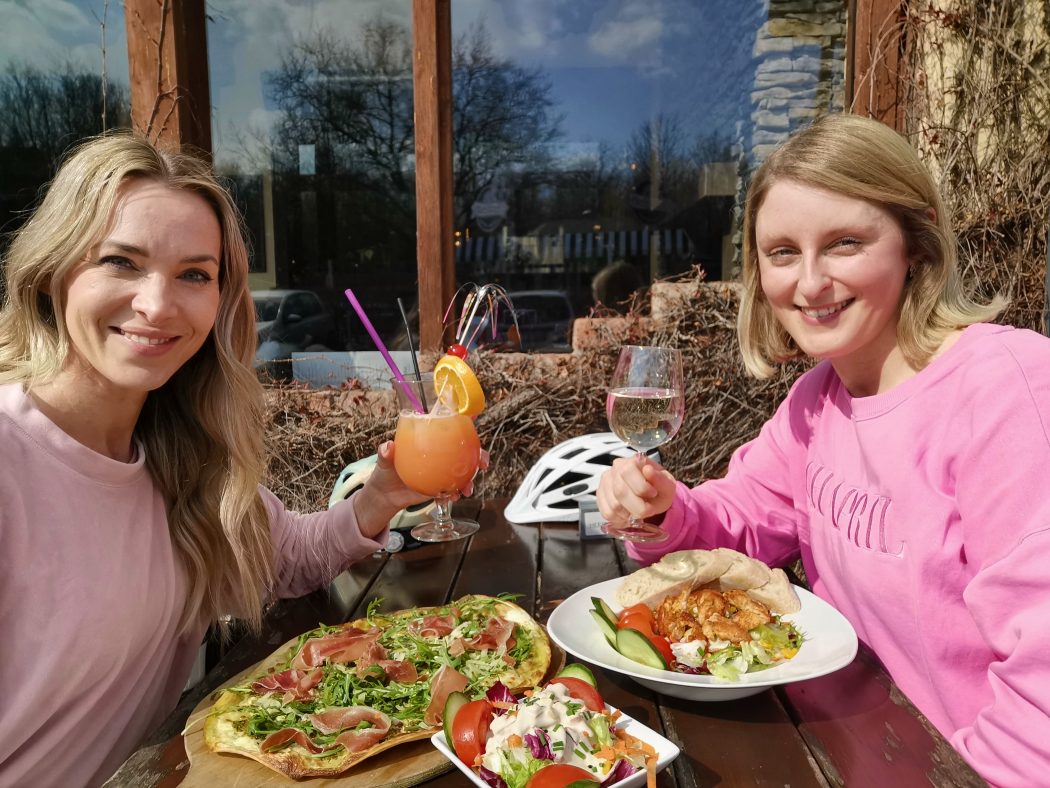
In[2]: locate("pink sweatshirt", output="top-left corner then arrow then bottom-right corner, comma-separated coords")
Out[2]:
0,383 -> 388,788
628,323 -> 1050,787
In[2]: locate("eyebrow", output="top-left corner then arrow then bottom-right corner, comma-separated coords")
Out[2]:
101,240 -> 220,266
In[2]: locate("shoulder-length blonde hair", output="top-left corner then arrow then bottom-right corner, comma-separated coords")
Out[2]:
0,133 -> 274,633
738,112 -> 1003,378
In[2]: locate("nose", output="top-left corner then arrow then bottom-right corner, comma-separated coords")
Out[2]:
131,273 -> 178,323
797,253 -> 832,301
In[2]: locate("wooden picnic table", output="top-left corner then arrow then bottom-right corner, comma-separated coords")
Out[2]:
107,498 -> 985,787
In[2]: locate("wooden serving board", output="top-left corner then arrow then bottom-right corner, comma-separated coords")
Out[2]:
182,628 -> 565,787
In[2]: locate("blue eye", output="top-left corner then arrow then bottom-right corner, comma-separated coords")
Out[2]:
181,270 -> 214,284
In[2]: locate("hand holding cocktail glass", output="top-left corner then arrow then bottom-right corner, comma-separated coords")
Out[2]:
599,345 -> 684,542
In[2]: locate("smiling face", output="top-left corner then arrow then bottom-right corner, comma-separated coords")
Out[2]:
59,179 -> 222,401
754,179 -> 911,390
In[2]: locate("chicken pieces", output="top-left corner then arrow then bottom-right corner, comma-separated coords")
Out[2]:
654,587 -> 773,645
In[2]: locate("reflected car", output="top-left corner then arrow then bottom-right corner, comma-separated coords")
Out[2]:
252,289 -> 339,380
466,289 -> 574,352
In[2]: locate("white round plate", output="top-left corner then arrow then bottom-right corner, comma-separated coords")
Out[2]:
547,577 -> 858,701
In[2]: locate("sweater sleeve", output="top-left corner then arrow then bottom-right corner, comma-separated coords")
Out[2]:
627,365 -> 828,568
261,487 -> 390,599
945,338 -> 1050,786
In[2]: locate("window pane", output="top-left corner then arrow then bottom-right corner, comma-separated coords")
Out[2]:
450,1 -> 846,350
208,1 -> 416,363
0,1 -> 130,258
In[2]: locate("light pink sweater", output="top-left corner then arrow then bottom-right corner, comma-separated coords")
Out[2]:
628,323 -> 1050,787
0,383 -> 388,788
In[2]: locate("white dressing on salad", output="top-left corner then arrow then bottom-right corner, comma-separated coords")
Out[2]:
481,683 -> 609,779
670,640 -> 706,669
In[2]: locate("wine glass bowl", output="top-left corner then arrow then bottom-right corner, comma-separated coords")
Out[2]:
391,373 -> 481,542
604,346 -> 685,541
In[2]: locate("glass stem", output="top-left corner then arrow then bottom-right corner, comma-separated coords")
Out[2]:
432,495 -> 453,531
627,450 -> 645,527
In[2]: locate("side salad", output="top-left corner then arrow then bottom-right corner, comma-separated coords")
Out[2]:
443,663 -> 658,788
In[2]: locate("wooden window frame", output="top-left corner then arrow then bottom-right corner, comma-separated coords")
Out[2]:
125,0 -> 907,351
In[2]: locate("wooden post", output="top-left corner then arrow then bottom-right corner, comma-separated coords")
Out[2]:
848,0 -> 906,130
125,0 -> 212,153
413,0 -> 455,352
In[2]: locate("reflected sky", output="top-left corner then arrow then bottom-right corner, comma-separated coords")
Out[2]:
0,0 -> 765,168
0,0 -> 128,81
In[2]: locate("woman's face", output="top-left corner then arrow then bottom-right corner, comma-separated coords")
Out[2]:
59,179 -> 222,398
754,179 -> 910,375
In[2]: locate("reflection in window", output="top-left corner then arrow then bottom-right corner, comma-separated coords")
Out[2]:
451,1 -> 846,348
0,1 -> 129,261
208,2 -> 416,352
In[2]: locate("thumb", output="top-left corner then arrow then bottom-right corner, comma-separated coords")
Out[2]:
375,441 -> 396,468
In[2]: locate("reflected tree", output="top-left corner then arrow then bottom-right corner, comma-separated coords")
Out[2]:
263,15 -> 562,239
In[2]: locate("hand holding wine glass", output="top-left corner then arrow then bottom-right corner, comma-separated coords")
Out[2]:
603,345 -> 685,541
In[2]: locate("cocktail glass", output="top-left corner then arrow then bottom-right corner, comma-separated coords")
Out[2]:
391,373 -> 481,542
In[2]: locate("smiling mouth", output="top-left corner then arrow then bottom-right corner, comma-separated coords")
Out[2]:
117,329 -> 177,346
797,299 -> 854,319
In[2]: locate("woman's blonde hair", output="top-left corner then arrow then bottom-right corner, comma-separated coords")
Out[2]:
738,113 -> 1004,378
0,133 -> 274,633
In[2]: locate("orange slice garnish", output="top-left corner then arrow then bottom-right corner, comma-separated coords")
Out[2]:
433,355 -> 485,416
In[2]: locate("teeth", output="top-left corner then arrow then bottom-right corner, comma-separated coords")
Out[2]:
800,301 -> 849,319
122,331 -> 172,346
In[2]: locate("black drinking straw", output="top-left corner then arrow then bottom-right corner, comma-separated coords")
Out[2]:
397,297 -> 428,411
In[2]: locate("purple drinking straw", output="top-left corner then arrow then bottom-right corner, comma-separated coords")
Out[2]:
344,288 -> 425,413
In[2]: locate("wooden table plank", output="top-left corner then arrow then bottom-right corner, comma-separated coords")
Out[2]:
537,523 -> 621,623
658,691 -> 826,788
452,497 -> 540,613
778,646 -> 985,787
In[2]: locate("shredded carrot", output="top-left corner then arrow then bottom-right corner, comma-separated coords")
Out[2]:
609,709 -> 623,723
490,701 -> 516,710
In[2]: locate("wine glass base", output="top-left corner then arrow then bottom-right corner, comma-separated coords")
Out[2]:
411,518 -> 479,543
601,521 -> 669,542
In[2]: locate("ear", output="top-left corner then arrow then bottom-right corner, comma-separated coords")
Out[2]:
924,206 -> 937,223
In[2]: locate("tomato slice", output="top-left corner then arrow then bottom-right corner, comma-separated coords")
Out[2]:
646,633 -> 675,666
546,676 -> 605,712
451,699 -> 493,766
618,612 -> 655,638
617,603 -> 654,626
525,763 -> 599,788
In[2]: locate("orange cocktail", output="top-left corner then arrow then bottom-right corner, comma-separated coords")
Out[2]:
393,411 -> 481,497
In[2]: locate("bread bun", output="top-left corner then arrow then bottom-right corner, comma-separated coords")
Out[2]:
616,548 -> 801,614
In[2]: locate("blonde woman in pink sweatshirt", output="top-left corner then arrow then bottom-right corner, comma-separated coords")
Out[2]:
0,135 -> 430,787
597,113 -> 1050,787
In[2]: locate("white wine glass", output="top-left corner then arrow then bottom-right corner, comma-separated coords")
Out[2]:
603,345 -> 685,542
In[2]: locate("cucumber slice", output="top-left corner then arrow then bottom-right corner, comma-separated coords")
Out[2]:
591,597 -> 618,628
555,662 -> 598,687
615,627 -> 668,670
589,609 -> 617,648
442,690 -> 470,752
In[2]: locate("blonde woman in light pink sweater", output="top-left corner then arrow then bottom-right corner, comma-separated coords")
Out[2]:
0,135 -> 428,787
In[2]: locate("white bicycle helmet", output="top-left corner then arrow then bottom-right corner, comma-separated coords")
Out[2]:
504,433 -> 659,524
329,454 -> 435,531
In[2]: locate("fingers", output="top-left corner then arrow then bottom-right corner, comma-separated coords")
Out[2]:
478,448 -> 490,470
596,456 -> 674,522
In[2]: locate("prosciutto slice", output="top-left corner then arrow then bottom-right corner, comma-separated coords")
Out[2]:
251,667 -> 324,702
261,707 -> 392,755
423,664 -> 469,725
407,614 -> 458,639
448,616 -> 516,659
260,728 -> 325,754
291,626 -> 382,669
